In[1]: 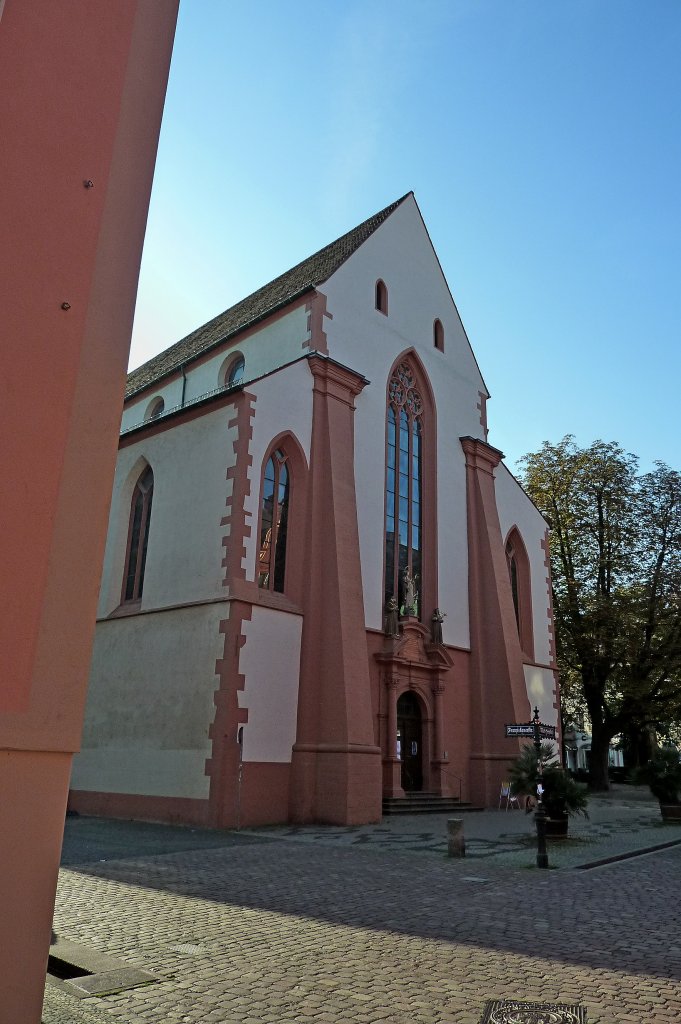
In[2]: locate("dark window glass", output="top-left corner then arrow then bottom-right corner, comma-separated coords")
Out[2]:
227,356 -> 245,386
384,362 -> 424,617
507,542 -> 520,631
123,467 -> 153,603
434,319 -> 444,352
147,398 -> 164,421
258,449 -> 290,593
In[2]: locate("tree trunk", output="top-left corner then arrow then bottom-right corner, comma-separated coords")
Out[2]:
621,725 -> 656,768
588,723 -> 611,791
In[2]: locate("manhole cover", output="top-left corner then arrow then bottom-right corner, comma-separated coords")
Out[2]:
480,1001 -> 586,1024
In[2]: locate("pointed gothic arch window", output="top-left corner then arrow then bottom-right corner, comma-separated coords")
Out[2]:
505,528 -> 534,659
258,449 -> 290,592
122,466 -> 154,603
385,361 -> 423,617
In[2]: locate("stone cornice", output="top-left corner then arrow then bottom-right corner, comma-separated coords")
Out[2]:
307,354 -> 369,407
459,435 -> 504,474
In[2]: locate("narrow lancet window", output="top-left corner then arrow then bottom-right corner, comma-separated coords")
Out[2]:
433,319 -> 444,352
505,529 -> 534,658
375,279 -> 388,314
123,466 -> 154,603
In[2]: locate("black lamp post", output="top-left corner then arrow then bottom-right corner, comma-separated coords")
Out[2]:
533,706 -> 549,869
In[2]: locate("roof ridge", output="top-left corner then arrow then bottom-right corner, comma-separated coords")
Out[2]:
125,193 -> 412,399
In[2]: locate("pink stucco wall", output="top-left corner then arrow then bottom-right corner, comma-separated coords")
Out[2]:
0,2 -> 177,1020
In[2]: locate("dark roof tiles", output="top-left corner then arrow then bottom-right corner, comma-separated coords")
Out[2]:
126,193 -> 411,398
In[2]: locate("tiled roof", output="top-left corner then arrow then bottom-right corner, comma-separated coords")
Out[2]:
126,193 -> 412,398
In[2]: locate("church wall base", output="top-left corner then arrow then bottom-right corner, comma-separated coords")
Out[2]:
68,790 -> 211,828
468,753 -> 519,808
290,745 -> 382,825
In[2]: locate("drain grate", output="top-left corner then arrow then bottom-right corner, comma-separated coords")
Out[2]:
479,1000 -> 587,1023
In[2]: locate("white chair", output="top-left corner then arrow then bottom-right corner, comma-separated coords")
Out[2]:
499,781 -> 520,810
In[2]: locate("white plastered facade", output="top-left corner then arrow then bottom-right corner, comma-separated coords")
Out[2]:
238,607 -> 303,763
73,603 -> 225,798
322,196 -> 486,647
494,462 -> 558,730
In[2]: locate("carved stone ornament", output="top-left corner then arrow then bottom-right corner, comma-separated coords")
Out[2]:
389,362 -> 423,418
478,1001 -> 587,1024
430,607 -> 445,645
401,568 -> 418,616
383,596 -> 399,637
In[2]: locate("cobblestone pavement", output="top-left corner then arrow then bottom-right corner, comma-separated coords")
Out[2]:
46,798 -> 681,1024
244,788 -> 681,869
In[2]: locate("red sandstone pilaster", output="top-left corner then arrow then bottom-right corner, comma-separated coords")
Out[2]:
382,674 -> 404,797
290,356 -> 382,824
460,436 -> 531,806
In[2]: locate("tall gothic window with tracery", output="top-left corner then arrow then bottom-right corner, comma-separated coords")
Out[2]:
258,449 -> 289,592
385,362 -> 423,616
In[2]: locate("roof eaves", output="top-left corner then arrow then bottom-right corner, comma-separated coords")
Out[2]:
124,284 -> 316,403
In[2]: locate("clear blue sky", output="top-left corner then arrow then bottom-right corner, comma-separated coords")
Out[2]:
130,0 -> 681,473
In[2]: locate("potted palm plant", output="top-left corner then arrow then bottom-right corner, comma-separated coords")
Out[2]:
509,742 -> 589,837
636,747 -> 681,823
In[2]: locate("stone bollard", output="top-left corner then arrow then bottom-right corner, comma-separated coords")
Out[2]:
447,817 -> 465,857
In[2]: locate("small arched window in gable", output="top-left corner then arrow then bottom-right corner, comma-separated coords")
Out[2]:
225,354 -> 245,387
258,449 -> 290,592
123,466 -> 154,603
375,279 -> 388,315
433,319 -> 444,352
505,529 -> 534,659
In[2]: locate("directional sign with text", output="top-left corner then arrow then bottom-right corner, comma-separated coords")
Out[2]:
505,724 -> 534,737
505,723 -> 557,739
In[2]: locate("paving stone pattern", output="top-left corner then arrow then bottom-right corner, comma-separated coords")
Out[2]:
51,826 -> 681,1024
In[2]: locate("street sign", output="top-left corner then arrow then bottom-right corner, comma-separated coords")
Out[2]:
505,723 -> 556,739
505,723 -> 534,737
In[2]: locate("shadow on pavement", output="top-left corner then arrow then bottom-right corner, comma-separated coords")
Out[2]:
59,815 -> 681,986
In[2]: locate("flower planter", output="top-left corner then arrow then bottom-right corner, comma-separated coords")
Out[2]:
544,813 -> 569,839
659,803 -> 681,823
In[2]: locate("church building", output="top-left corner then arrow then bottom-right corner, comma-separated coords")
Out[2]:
69,193 -> 560,827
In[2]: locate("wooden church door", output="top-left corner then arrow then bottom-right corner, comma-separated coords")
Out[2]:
397,691 -> 423,791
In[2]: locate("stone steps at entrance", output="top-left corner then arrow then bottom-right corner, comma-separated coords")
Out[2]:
382,793 -> 482,815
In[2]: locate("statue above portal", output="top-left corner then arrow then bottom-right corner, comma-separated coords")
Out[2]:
384,595 -> 399,637
402,568 -> 419,617
430,607 -> 446,645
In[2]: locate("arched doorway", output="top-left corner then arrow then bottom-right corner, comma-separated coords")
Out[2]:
397,691 -> 423,791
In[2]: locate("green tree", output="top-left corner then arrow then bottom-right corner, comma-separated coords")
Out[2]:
519,437 -> 681,789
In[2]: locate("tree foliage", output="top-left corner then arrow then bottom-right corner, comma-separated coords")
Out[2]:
519,436 -> 681,788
